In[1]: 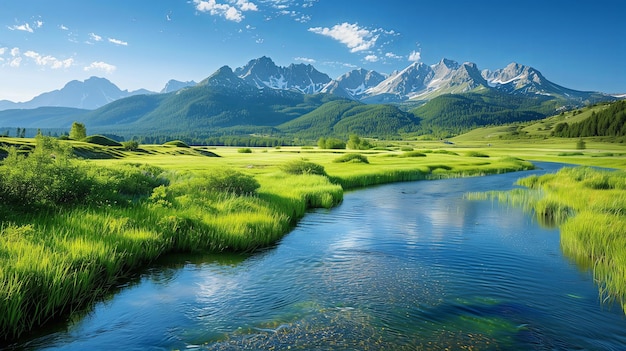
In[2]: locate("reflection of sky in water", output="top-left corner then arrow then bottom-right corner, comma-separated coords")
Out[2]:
22,164 -> 626,351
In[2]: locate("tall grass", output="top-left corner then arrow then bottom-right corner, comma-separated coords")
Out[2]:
469,167 -> 626,313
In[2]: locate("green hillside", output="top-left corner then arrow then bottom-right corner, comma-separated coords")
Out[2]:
552,100 -> 626,137
453,101 -> 623,142
411,89 -> 562,135
83,85 -> 343,136
278,100 -> 419,139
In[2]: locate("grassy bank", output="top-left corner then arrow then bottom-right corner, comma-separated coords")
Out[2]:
0,138 -> 537,341
468,166 -> 626,313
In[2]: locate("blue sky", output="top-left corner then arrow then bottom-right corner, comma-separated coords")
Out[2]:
1,0 -> 624,102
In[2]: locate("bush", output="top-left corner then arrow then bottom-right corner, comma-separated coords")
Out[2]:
280,160 -> 326,176
238,148 -> 252,153
0,136 -> 91,208
466,151 -> 490,158
197,168 -> 261,195
121,140 -> 140,151
333,153 -> 369,164
401,151 -> 426,157
83,135 -> 123,147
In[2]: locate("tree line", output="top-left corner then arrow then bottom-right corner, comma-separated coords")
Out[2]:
552,101 -> 626,137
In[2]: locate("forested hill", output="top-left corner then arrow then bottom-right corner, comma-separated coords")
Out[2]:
410,89 -> 561,135
278,100 -> 420,139
552,100 -> 626,137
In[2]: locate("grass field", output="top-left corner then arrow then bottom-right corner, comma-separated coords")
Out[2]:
1,134 -> 626,341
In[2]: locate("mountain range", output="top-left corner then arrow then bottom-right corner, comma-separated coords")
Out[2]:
0,56 -> 621,140
0,56 -> 617,112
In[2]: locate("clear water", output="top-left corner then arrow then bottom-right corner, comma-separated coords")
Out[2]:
9,163 -> 626,350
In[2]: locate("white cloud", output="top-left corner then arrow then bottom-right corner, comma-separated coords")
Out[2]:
108,38 -> 128,46
84,61 -> 117,74
9,57 -> 22,67
23,51 -> 74,69
385,52 -> 402,59
308,22 -> 379,53
89,33 -> 103,42
237,0 -> 258,11
60,24 -> 69,30
194,0 -> 258,22
10,48 -> 20,57
408,50 -> 421,62
295,57 -> 316,63
24,51 -> 74,69
8,23 -> 34,33
224,6 -> 243,21
364,55 -> 379,62
0,47 -> 6,56
35,20 -> 44,29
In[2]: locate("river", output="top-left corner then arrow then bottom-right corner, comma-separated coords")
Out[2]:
9,162 -> 626,350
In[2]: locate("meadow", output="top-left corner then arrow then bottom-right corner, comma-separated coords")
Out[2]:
0,134 -> 625,341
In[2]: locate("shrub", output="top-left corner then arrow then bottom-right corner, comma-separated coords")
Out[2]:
280,160 -> 326,176
400,146 -> 414,152
238,148 -> 252,153
466,151 -> 490,158
333,153 -> 369,164
199,169 -> 260,196
87,163 -> 168,204
121,140 -> 140,151
0,136 -> 92,208
83,135 -> 123,147
401,151 -> 426,157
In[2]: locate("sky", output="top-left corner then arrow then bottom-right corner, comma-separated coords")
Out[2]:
1,0 -> 625,102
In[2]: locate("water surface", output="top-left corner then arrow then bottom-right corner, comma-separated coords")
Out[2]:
11,163 -> 626,350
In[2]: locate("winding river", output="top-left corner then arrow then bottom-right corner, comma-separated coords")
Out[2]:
9,163 -> 626,350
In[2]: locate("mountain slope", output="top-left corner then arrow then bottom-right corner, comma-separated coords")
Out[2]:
278,100 -> 419,139
412,89 -> 558,134
0,107 -> 89,128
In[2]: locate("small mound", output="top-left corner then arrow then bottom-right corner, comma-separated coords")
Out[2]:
83,135 -> 123,147
333,153 -> 369,164
163,140 -> 190,148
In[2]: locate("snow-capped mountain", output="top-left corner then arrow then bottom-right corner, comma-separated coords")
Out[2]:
234,56 -> 331,94
320,68 -> 386,99
0,77 -> 153,111
360,59 -> 491,103
479,62 -> 614,104
160,79 -> 197,93
1,56 -> 617,113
